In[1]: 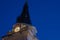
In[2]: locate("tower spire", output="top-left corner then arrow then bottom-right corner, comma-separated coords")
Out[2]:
16,1 -> 32,25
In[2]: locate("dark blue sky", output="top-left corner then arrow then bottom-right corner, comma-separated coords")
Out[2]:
0,0 -> 60,40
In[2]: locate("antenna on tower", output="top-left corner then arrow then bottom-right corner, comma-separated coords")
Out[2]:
25,0 -> 28,4
26,0 -> 28,2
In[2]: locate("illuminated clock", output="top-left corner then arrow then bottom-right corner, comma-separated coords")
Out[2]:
12,23 -> 28,33
14,26 -> 20,32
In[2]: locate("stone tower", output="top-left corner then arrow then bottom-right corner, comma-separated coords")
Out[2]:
2,1 -> 38,40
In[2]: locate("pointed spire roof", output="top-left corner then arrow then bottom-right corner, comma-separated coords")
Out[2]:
16,2 -> 32,25
1,1 -> 32,39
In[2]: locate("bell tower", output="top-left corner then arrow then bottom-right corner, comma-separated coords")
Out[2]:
2,1 -> 38,40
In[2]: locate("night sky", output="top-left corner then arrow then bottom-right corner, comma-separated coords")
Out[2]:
0,0 -> 60,40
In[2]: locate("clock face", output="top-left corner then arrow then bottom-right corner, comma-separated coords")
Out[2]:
14,26 -> 20,32
13,23 -> 29,33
